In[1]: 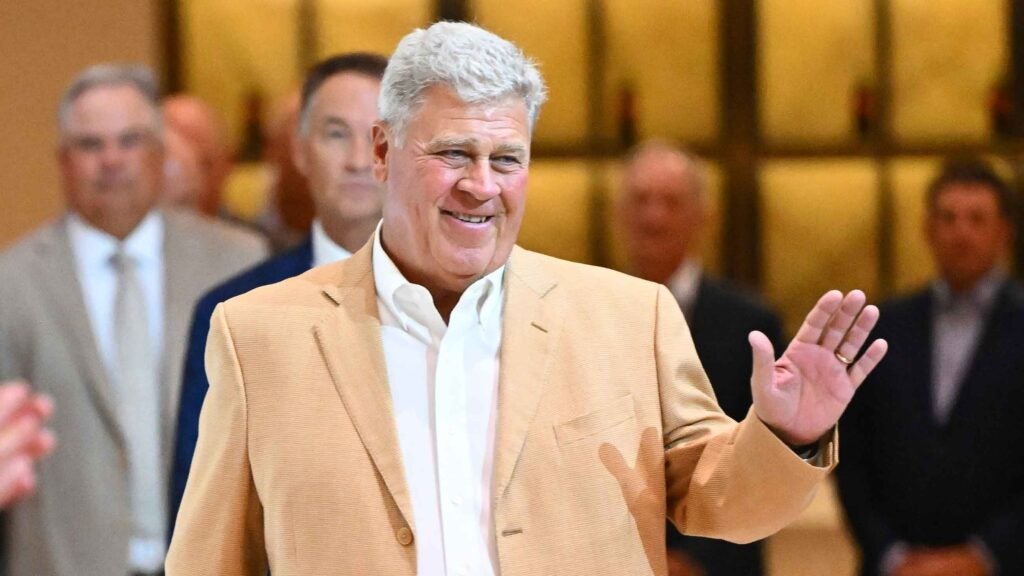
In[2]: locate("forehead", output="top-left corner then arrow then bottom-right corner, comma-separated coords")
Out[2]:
65,84 -> 155,135
624,151 -> 695,196
407,85 -> 529,141
308,72 -> 380,118
933,182 -> 1003,212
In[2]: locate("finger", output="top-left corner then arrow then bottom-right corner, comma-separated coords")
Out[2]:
0,414 -> 43,461
0,383 -> 31,426
748,330 -> 776,392
818,290 -> 866,350
27,393 -> 54,421
0,456 -> 34,508
835,304 -> 880,362
793,290 -> 844,344
24,428 -> 57,459
848,339 -> 889,388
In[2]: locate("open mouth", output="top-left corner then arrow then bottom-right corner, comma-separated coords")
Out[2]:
441,209 -> 493,224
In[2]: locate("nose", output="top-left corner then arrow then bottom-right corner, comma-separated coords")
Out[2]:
345,134 -> 373,173
99,141 -> 125,170
458,159 -> 501,200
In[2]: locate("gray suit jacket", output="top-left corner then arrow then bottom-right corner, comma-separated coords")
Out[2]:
0,209 -> 266,575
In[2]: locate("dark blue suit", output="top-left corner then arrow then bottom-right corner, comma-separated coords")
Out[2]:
668,275 -> 785,576
837,280 -> 1024,576
169,238 -> 313,536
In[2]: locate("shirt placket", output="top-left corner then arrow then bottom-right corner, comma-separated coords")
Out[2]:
436,293 -> 481,576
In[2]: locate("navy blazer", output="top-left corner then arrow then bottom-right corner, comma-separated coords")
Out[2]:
837,280 -> 1024,576
169,238 -> 313,536
668,275 -> 784,576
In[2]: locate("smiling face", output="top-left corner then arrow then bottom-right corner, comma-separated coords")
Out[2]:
372,84 -> 530,298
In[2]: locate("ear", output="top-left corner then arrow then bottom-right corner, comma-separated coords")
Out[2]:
372,123 -> 390,183
291,127 -> 308,177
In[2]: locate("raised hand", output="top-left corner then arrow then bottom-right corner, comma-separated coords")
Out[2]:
750,290 -> 888,447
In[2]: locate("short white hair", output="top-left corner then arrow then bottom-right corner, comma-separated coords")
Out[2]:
58,63 -> 162,137
379,21 -> 547,145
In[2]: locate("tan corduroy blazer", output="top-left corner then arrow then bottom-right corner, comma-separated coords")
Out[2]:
167,243 -> 835,576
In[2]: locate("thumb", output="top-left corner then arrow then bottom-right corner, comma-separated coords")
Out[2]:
748,330 -> 775,393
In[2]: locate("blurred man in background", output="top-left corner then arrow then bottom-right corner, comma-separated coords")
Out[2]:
169,52 -> 388,534
838,158 -> 1024,576
161,123 -> 204,210
162,94 -> 234,217
619,140 -> 784,576
0,63 -> 265,575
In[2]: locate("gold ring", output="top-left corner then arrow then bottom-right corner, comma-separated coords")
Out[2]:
834,351 -> 854,366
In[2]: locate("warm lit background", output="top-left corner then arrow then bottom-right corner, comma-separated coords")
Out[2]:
2,2 -> 1022,574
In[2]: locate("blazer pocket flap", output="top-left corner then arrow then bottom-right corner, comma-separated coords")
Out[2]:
555,394 -> 635,445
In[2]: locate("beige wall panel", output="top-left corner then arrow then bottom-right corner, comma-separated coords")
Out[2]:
181,0 -> 301,150
517,160 -> 593,264
891,0 -> 1007,144
317,0 -> 432,57
889,157 -> 939,293
603,0 -> 719,145
761,160 -> 879,336
0,0 -> 160,248
759,0 -> 875,146
473,0 -> 589,149
603,161 -> 724,276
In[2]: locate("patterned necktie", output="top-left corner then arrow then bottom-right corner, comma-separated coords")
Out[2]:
111,249 -> 166,567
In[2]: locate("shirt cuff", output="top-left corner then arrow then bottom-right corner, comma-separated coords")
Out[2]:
880,542 -> 908,576
970,536 -> 998,575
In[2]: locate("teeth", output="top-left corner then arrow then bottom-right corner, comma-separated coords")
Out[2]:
446,211 -> 489,224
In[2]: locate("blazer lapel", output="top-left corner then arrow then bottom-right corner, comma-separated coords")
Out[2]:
313,245 -> 416,529
35,218 -> 126,450
493,247 -> 563,499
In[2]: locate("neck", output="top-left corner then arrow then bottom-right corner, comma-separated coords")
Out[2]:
321,213 -> 379,254
634,254 -> 690,285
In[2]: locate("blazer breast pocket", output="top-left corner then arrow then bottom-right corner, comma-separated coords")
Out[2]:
555,394 -> 636,446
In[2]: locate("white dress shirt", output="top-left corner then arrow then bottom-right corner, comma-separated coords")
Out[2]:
66,210 -> 166,570
372,225 -> 504,576
67,211 -> 165,392
311,218 -> 353,268
666,258 -> 702,318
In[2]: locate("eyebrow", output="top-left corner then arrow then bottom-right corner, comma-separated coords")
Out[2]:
429,136 -> 528,156
321,117 -> 351,128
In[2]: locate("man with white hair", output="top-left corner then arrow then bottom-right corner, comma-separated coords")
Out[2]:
167,22 -> 887,576
0,63 -> 266,575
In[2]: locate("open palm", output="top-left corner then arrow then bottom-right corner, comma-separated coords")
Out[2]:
751,290 -> 888,446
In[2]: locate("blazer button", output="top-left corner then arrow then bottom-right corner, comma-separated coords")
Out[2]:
396,526 -> 414,546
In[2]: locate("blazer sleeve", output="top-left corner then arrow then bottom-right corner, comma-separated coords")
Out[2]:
656,285 -> 835,545
165,303 -> 268,576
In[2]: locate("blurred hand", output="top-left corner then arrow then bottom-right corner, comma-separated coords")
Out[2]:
0,380 -> 56,508
894,545 -> 991,576
750,290 -> 888,446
